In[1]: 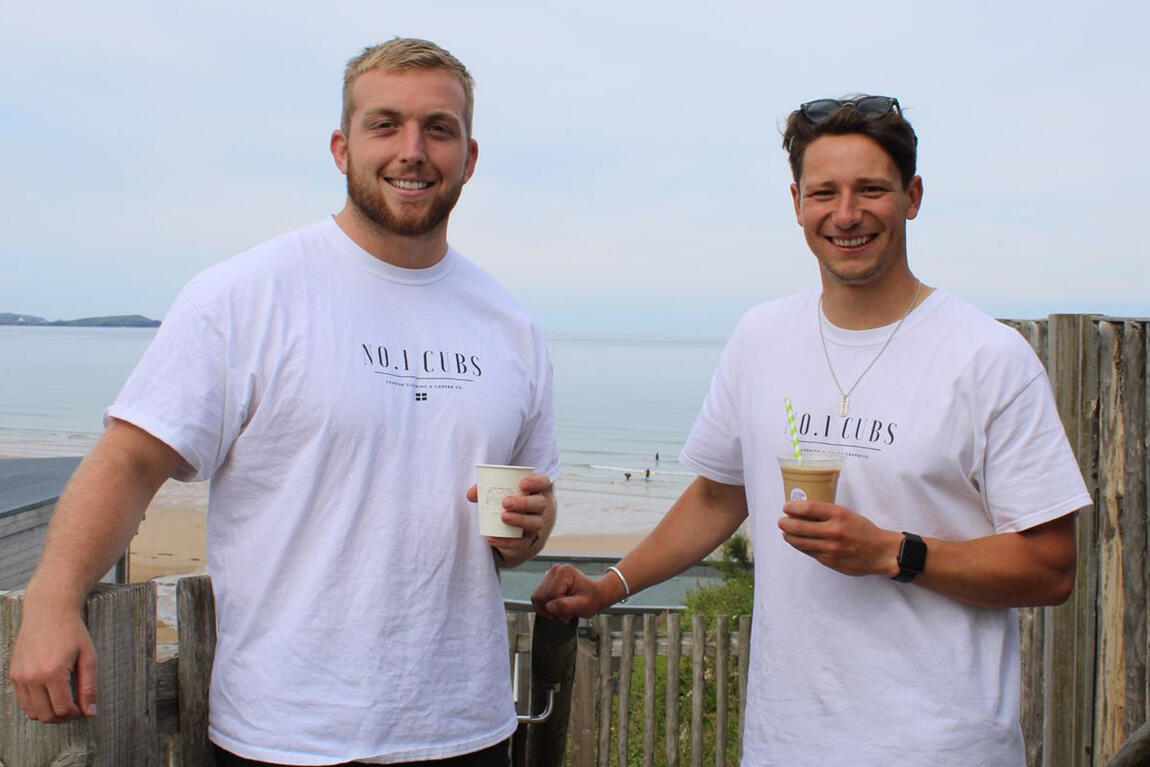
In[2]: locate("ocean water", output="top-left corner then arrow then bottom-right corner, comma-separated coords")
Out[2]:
0,326 -> 724,535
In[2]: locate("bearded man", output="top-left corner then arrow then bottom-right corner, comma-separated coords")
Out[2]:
11,38 -> 558,767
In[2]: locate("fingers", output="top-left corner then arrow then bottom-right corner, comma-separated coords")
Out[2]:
781,500 -> 836,520
76,641 -> 99,717
518,473 -> 553,496
531,564 -> 577,613
13,661 -> 83,723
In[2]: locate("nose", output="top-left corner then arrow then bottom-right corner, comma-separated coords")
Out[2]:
832,192 -> 862,229
397,123 -> 427,165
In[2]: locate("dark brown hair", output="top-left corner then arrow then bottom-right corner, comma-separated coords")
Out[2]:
782,98 -> 918,189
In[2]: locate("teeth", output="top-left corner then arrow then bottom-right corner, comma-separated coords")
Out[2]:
832,235 -> 874,248
389,179 -> 432,190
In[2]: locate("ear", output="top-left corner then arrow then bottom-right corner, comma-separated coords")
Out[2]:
790,183 -> 803,226
330,130 -> 349,175
462,138 -> 479,185
905,175 -> 923,220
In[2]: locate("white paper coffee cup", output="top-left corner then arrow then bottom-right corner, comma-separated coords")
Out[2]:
476,464 -> 533,538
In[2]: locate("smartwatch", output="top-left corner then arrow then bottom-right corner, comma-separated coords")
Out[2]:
892,532 -> 927,583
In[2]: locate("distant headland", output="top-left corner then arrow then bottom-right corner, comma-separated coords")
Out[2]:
0,313 -> 161,328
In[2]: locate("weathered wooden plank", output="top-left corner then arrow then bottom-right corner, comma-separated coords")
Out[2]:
642,614 -> 656,767
617,615 -> 635,767
1020,604 -> 1045,767
155,656 -> 179,736
176,575 -> 216,767
1120,321 -> 1147,744
665,613 -> 681,767
1044,314 -> 1100,767
87,582 -> 157,765
1095,321 -> 1131,763
571,619 -> 597,767
596,615 -> 612,767
715,615 -> 729,767
0,583 -> 157,766
689,616 -> 704,767
1,590 -> 92,765
737,615 -> 751,762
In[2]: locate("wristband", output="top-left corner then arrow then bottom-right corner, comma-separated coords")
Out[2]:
607,565 -> 631,603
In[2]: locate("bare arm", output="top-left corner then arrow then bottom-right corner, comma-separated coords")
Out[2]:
778,500 -> 1078,608
9,419 -> 184,722
533,476 -> 748,619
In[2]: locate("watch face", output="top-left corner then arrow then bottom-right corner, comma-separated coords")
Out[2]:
900,534 -> 927,572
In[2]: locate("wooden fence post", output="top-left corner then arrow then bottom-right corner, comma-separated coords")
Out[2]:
570,619 -> 597,767
1093,321 -> 1148,764
0,582 -> 157,766
714,615 -> 729,767
525,616 -> 577,767
177,575 -> 216,767
665,613 -> 681,767
1043,314 -> 1101,767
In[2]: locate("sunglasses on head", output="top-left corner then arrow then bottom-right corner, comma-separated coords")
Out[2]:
799,95 -> 900,123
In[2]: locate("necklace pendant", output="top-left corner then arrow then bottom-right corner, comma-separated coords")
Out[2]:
840,396 -> 849,417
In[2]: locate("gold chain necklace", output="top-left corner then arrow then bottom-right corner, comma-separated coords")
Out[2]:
817,280 -> 923,417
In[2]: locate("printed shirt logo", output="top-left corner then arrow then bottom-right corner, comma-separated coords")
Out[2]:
360,343 -> 482,400
787,408 -> 898,460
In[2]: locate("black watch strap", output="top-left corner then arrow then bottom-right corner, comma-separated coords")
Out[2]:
892,532 -> 927,583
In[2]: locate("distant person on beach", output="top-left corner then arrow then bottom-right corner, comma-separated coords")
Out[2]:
11,38 -> 558,766
533,95 -> 1089,764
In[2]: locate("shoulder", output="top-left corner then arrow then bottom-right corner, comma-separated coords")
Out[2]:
447,247 -> 538,329
726,291 -> 816,346
928,291 -> 1039,359
920,291 -> 1047,397
177,221 -> 332,310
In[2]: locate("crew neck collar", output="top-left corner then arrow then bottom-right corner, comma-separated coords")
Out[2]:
322,216 -> 459,285
815,288 -> 946,347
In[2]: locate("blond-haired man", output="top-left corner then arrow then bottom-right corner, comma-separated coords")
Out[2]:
11,38 -> 557,766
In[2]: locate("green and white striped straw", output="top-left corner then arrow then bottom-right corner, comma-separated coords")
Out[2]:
784,397 -> 803,464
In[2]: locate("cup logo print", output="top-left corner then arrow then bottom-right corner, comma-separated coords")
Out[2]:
790,488 -> 808,502
485,487 -> 513,508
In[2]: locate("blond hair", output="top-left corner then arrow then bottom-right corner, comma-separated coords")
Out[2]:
341,38 -> 475,137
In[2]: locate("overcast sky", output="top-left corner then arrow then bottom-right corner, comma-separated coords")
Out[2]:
2,1 -> 1146,336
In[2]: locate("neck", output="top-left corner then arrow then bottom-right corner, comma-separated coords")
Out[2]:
333,204 -> 450,270
819,271 -> 929,330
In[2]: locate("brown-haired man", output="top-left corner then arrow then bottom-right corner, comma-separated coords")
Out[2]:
11,38 -> 558,766
533,95 -> 1089,764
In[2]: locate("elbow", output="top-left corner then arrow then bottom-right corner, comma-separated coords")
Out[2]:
1043,553 -> 1077,606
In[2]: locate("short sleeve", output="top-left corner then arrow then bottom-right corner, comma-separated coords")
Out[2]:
104,291 -> 232,482
981,372 -> 1091,533
679,337 -> 745,486
509,324 -> 561,482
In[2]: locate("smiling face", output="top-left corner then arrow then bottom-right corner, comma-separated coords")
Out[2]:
331,67 -> 478,240
791,133 -> 922,288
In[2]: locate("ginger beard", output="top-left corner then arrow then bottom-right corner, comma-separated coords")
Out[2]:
345,151 -> 466,238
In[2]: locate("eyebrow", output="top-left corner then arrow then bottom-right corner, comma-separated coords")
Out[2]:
360,107 -> 462,128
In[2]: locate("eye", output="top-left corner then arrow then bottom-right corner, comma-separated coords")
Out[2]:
427,123 -> 456,138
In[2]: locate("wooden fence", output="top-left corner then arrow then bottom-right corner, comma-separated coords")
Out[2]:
0,314 -> 1148,766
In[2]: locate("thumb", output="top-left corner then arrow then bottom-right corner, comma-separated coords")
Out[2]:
466,484 -> 478,503
75,641 -> 99,717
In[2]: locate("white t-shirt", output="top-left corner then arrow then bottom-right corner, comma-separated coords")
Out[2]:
108,218 -> 560,764
680,289 -> 1089,766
